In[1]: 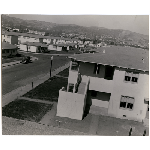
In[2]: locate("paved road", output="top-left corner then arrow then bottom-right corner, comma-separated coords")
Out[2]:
2,53 -> 70,95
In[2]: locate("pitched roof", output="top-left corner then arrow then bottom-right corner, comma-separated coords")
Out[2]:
2,42 -> 18,49
21,42 -> 47,47
69,46 -> 149,72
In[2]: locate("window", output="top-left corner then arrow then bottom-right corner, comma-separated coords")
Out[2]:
68,83 -> 74,93
120,96 -> 134,110
91,90 -> 97,97
71,61 -> 79,71
93,64 -> 101,74
125,71 -> 139,83
104,66 -> 114,80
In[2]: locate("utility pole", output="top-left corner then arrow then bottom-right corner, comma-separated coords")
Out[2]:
50,56 -> 53,78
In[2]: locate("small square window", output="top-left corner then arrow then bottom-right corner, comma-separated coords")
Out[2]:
124,71 -> 139,83
125,76 -> 131,81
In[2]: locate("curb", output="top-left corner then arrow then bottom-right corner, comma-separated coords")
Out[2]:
2,57 -> 38,68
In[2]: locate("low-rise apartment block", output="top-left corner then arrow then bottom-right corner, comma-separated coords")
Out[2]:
57,46 -> 149,122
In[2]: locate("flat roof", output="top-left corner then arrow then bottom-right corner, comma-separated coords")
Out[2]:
69,46 -> 149,72
2,42 -> 18,49
21,42 -> 47,47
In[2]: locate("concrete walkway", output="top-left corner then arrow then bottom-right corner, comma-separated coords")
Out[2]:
19,96 -> 53,104
39,103 -> 57,125
89,114 -> 99,135
2,116 -> 87,135
2,62 -> 70,107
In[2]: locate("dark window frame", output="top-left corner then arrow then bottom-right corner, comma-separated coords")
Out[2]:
120,95 -> 135,110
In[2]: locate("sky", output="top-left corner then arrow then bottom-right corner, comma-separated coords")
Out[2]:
8,14 -> 149,35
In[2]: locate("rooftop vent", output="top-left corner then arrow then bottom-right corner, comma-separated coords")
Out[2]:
142,58 -> 144,63
103,49 -> 105,53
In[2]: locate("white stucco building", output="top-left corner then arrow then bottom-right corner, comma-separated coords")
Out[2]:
20,42 -> 48,53
57,46 -> 149,122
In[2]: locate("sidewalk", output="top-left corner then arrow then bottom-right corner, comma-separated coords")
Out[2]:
2,62 -> 70,107
2,116 -> 87,135
2,56 -> 38,68
89,114 -> 99,135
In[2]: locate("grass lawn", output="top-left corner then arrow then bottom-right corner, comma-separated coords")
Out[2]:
23,76 -> 68,102
57,68 -> 69,77
97,115 -> 149,136
2,99 -> 53,122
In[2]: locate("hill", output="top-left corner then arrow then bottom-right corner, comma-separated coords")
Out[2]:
1,14 -> 149,46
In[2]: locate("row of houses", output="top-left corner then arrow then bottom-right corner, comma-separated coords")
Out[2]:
2,31 -> 83,45
19,42 -> 79,53
2,31 -> 106,52
56,46 -> 149,122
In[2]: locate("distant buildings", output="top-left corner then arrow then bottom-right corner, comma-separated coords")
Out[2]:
20,42 -> 48,53
57,46 -> 149,122
2,42 -> 18,57
2,31 -> 18,45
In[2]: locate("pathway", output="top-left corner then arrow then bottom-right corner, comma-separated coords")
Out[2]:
89,114 -> 99,135
19,97 -> 53,104
39,103 -> 57,125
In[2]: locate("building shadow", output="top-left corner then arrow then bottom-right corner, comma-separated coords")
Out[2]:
83,104 -> 91,119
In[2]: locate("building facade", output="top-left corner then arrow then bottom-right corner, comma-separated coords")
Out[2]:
2,42 -> 18,57
57,46 -> 149,122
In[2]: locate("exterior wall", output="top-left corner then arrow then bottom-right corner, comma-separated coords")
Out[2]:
57,46 -> 62,51
48,45 -> 62,51
89,77 -> 114,93
11,35 -> 18,45
68,61 -> 149,121
28,46 -> 38,53
2,49 -> 17,57
2,35 -> 11,44
57,89 -> 85,120
48,45 -> 57,51
108,67 -> 149,122
20,44 -> 28,51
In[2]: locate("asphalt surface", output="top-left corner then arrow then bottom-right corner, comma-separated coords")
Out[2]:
2,52 -> 70,95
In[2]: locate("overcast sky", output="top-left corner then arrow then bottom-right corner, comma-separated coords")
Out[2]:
8,14 -> 149,35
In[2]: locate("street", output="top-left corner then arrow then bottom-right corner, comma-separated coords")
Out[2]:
2,53 -> 70,95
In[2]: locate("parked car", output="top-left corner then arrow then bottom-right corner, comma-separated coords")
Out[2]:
21,56 -> 32,64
